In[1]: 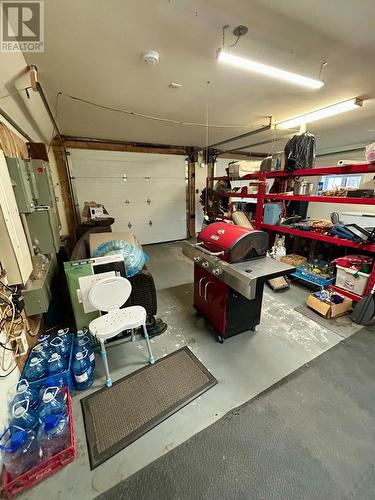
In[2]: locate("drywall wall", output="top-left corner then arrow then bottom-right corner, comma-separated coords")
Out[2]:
307,150 -> 375,220
0,52 -> 67,436
0,51 -> 68,234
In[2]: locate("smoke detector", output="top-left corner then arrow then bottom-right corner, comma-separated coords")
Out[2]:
143,50 -> 160,65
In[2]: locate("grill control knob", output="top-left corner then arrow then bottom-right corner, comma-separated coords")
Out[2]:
212,267 -> 222,276
193,256 -> 201,262
201,261 -> 209,268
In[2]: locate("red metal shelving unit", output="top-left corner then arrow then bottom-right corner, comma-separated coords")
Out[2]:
207,163 -> 375,299
260,223 -> 375,253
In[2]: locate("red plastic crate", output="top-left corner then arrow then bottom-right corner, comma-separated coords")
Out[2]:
1,389 -> 76,498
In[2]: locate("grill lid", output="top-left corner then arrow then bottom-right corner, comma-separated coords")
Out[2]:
198,222 -> 268,263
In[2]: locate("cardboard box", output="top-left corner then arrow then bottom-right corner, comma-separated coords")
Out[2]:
306,293 -> 353,319
280,254 -> 307,267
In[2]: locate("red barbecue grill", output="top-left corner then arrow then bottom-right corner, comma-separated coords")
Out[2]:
183,222 -> 295,342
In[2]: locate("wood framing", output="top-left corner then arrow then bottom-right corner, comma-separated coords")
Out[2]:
51,141 -> 76,246
62,136 -> 188,156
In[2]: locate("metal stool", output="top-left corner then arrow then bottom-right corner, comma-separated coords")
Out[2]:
88,276 -> 155,388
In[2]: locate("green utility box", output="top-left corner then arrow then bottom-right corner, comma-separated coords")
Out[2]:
64,254 -> 126,330
22,257 -> 57,316
26,207 -> 61,254
6,158 -> 36,213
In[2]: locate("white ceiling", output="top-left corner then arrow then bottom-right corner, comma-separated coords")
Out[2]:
23,0 -> 375,154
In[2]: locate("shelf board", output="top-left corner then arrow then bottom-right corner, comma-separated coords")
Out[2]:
327,285 -> 363,302
264,194 -> 375,205
260,223 -> 375,252
242,163 -> 375,179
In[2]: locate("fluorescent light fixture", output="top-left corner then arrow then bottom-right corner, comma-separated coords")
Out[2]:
277,98 -> 363,129
218,50 -> 324,89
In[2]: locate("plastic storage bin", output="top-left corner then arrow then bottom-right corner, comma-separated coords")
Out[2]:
1,390 -> 76,499
335,265 -> 370,297
263,203 -> 282,225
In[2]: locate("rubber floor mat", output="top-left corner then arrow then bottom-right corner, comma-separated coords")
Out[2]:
81,347 -> 217,469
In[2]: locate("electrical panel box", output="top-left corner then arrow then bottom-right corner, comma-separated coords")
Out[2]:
30,159 -> 61,230
30,160 -> 55,207
22,257 -> 57,315
25,207 -> 60,254
6,158 -> 37,213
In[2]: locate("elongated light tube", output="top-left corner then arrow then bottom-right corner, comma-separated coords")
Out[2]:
218,50 -> 324,89
277,98 -> 363,129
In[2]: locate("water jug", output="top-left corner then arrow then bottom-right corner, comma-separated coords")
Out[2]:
38,376 -> 65,401
72,349 -> 94,391
23,357 -> 48,382
57,328 -> 72,344
47,353 -> 67,378
0,427 -> 40,477
30,343 -> 50,363
38,414 -> 70,459
75,329 -> 87,345
50,336 -> 71,359
38,387 -> 67,422
74,335 -> 95,369
37,334 -> 51,346
10,399 -> 39,431
11,379 -> 40,411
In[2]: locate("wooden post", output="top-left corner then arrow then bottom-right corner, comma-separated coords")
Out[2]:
51,141 -> 76,247
207,161 -> 215,189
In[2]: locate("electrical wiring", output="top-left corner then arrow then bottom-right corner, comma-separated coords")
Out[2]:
54,90 -> 252,129
0,279 -> 17,294
0,363 -> 18,378
0,288 -> 19,374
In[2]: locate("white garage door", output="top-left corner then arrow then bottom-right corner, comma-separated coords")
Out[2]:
68,149 -> 187,244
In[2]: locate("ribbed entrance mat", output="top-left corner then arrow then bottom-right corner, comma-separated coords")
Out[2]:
81,347 -> 217,469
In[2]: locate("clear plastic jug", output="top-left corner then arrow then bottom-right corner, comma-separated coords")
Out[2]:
10,399 -> 39,432
38,413 -> 70,459
38,387 -> 67,422
72,349 -> 94,391
0,426 -> 40,477
10,379 -> 40,411
23,357 -> 48,382
47,353 -> 67,377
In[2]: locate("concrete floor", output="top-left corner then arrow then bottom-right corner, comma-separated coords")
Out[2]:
19,242 -> 358,500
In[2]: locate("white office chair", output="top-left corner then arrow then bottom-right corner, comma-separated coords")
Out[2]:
88,276 -> 155,388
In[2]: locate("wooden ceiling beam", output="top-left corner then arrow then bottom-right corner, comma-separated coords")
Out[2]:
61,136 -> 190,156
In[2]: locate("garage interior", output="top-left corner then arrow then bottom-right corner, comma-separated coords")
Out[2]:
0,1 -> 375,499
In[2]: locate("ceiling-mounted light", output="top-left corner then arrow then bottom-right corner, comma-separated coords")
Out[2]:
277,98 -> 363,129
217,50 -> 324,89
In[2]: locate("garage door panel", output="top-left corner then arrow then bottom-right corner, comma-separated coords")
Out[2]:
122,202 -> 186,224
123,182 -> 186,204
113,220 -> 187,245
69,151 -> 186,179
73,179 -> 126,213
69,149 -> 187,244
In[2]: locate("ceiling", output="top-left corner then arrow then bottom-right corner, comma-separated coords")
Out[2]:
22,0 -> 375,155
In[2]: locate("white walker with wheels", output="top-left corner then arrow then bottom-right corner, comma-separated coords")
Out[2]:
88,276 -> 155,388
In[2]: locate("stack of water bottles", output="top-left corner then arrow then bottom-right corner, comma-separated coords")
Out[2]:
0,327 -> 96,485
0,379 -> 70,478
